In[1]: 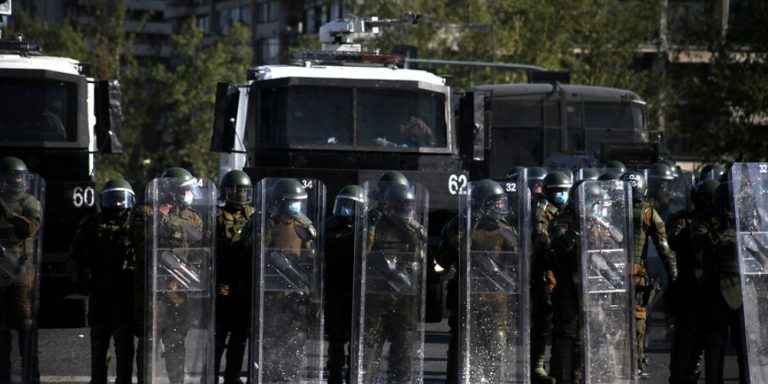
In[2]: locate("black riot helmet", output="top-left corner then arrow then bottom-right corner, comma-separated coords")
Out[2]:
691,179 -> 719,211
0,156 -> 29,197
333,184 -> 365,217
713,182 -> 732,217
605,160 -> 627,174
101,178 -> 134,211
383,183 -> 417,223
160,167 -> 197,207
374,171 -> 409,201
270,178 -> 308,217
620,171 -> 647,202
470,179 -> 508,220
699,164 -> 725,181
527,167 -> 548,195
543,171 -> 572,208
220,170 -> 253,208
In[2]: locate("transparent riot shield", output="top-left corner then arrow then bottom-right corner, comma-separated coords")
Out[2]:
144,177 -> 216,384
0,172 -> 44,384
458,179 -> 530,383
732,162 -> 768,382
577,180 -> 633,383
351,180 -> 428,384
251,178 -> 325,384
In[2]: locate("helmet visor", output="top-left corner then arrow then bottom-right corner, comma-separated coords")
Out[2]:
333,197 -> 358,217
224,185 -> 253,205
0,173 -> 27,194
102,190 -> 134,210
392,201 -> 416,221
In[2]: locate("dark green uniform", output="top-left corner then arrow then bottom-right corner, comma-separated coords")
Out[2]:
260,210 -> 316,382
547,206 -> 621,384
436,215 -> 461,384
630,200 -> 677,374
691,213 -> 747,383
324,214 -> 355,384
214,204 -> 254,384
437,211 -> 520,382
667,208 -> 705,383
531,196 -> 559,379
363,212 -> 425,381
72,210 -> 135,384
0,192 -> 41,384
133,203 -> 204,384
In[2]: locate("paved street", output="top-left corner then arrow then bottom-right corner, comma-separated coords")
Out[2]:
35,305 -> 744,383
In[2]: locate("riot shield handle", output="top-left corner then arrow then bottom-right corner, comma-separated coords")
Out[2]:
160,250 -> 201,290
594,216 -> 624,244
371,252 -> 413,293
268,250 -> 312,293
0,245 -> 25,278
475,252 -> 517,292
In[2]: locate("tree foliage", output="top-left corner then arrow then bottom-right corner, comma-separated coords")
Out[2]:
666,2 -> 768,161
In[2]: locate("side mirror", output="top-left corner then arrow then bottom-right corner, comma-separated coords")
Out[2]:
459,91 -> 487,161
210,82 -> 240,153
95,80 -> 123,153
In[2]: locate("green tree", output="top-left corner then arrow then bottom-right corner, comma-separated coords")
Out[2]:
123,19 -> 252,184
666,2 -> 768,161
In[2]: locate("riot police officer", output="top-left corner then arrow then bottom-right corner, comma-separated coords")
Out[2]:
527,167 -> 548,198
360,183 -> 426,382
0,156 -> 42,384
324,185 -> 364,384
692,182 -> 747,383
214,170 -> 254,384
133,167 -> 205,384
259,178 -> 318,382
530,171 -> 571,383
667,179 -> 719,383
619,171 -> 678,379
72,178 -> 136,384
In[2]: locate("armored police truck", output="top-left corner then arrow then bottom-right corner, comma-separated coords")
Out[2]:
0,36 -> 123,326
210,15 -> 652,320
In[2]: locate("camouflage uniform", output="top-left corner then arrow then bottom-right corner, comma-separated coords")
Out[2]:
0,191 -> 42,384
691,213 -> 747,383
260,209 -> 317,383
133,203 -> 204,384
324,213 -> 355,384
629,199 -> 677,375
72,210 -> 135,384
214,204 -> 254,384
362,212 -> 425,382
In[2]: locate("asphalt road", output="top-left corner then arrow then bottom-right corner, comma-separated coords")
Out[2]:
33,310 -> 743,383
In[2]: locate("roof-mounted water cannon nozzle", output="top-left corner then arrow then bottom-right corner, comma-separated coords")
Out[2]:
318,12 -> 420,53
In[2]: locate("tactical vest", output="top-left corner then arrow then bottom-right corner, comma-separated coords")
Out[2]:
369,216 -> 423,254
265,213 -> 316,253
93,211 -> 134,273
219,205 -> 254,243
630,201 -> 655,264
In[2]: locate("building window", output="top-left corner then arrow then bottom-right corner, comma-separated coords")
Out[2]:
259,37 -> 280,63
305,7 -> 316,33
197,15 -> 210,33
258,1 -> 280,23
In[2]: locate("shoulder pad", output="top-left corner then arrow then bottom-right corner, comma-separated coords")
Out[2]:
294,214 -> 317,241
406,219 -> 427,240
242,205 -> 255,217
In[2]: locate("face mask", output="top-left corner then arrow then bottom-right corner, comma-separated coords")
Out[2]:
182,191 -> 194,206
553,191 -> 568,206
287,201 -> 302,216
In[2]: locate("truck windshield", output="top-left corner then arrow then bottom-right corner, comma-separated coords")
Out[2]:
0,78 -> 77,143
259,85 -> 447,149
584,102 -> 644,130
